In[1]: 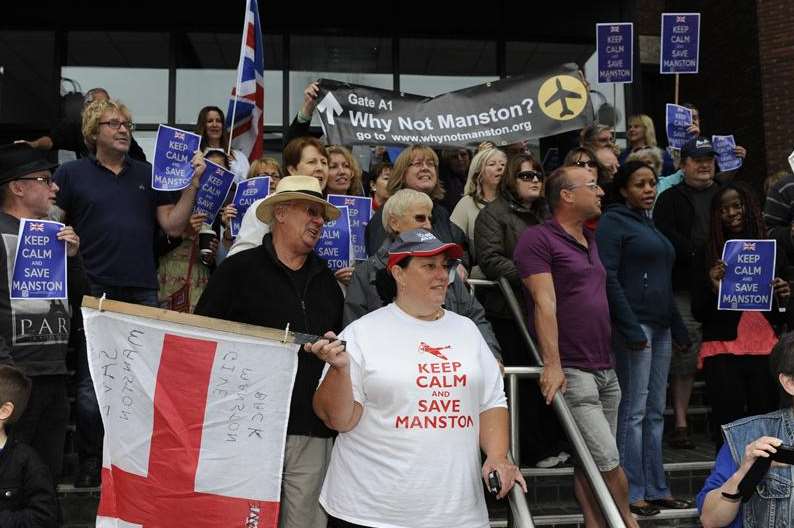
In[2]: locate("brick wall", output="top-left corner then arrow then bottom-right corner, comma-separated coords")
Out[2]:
757,0 -> 794,176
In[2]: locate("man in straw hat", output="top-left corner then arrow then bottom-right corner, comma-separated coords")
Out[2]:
195,175 -> 343,528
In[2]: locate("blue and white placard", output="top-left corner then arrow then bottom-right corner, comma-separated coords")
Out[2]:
315,206 -> 353,272
193,160 -> 235,225
596,23 -> 633,84
712,135 -> 742,172
230,177 -> 270,237
326,194 -> 372,261
152,125 -> 201,191
718,239 -> 776,311
11,219 -> 67,300
660,13 -> 700,74
665,104 -> 693,149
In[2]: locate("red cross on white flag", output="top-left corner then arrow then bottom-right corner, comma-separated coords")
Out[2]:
84,305 -> 298,528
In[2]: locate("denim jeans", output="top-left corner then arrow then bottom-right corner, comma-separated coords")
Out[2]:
614,323 -> 672,503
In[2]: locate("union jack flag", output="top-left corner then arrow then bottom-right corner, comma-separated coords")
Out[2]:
743,242 -> 756,251
29,222 -> 45,232
227,0 -> 265,162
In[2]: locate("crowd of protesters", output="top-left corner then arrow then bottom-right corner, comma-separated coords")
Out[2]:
0,78 -> 791,528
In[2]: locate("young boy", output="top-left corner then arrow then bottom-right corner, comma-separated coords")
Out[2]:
0,365 -> 58,527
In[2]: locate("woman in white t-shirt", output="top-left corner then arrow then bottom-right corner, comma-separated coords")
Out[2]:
308,228 -> 526,528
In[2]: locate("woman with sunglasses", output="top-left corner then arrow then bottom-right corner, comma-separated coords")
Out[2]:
345,189 -> 502,363
595,160 -> 693,516
474,154 -> 565,468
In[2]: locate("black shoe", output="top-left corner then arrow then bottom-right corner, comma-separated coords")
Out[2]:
667,427 -> 696,449
647,497 -> 695,509
75,457 -> 100,488
629,502 -> 661,516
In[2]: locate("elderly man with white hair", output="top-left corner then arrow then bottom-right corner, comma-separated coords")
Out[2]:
195,175 -> 344,528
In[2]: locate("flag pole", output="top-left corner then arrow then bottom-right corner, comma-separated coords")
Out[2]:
228,0 -> 249,157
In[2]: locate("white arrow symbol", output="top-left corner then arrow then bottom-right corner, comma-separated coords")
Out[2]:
316,92 -> 343,125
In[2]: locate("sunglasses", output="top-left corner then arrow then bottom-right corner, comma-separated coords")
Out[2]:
516,171 -> 544,182
413,214 -> 433,223
295,203 -> 329,222
574,160 -> 598,168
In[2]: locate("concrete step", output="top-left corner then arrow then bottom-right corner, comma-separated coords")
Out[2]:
490,503 -> 700,527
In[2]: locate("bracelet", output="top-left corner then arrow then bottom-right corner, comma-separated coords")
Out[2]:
296,110 -> 311,123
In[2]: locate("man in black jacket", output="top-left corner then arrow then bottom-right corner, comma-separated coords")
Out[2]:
0,365 -> 58,528
195,175 -> 344,528
653,138 -> 720,449
0,144 -> 81,481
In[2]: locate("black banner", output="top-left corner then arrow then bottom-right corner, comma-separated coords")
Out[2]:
315,63 -> 593,148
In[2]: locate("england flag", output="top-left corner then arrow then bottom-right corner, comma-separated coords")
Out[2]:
227,0 -> 265,162
84,302 -> 297,528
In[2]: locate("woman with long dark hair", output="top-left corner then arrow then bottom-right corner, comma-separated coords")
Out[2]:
692,182 -> 791,449
194,105 -> 250,182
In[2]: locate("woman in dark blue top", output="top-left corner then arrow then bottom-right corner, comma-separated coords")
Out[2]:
596,161 -> 691,515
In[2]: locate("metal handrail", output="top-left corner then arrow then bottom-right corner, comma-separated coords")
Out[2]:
507,451 -> 536,528
468,278 -> 626,528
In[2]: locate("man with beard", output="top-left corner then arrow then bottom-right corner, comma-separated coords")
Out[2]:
195,175 -> 344,528
0,143 -> 80,482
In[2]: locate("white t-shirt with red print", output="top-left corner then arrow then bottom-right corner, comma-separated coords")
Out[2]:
319,302 -> 507,528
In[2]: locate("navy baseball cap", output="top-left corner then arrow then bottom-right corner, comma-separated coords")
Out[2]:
387,228 -> 463,270
681,138 -> 716,161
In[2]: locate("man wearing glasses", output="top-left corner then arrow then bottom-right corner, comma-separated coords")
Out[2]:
53,98 -> 204,308
196,176 -> 344,528
0,143 -> 81,484
515,165 -> 639,528
52,98 -> 205,487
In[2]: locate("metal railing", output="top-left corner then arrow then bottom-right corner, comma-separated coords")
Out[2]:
468,278 -> 626,528
507,451 -> 535,528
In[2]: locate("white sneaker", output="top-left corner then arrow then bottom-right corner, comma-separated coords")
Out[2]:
535,455 -> 561,468
557,451 -> 571,464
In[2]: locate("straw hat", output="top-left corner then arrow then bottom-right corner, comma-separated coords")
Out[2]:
255,175 -> 340,223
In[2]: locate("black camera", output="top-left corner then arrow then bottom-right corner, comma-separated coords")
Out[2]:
735,444 -> 794,502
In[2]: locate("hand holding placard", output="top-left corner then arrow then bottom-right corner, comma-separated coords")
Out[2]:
151,125 -> 202,191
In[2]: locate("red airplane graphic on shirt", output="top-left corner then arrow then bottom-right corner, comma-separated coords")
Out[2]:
419,342 -> 451,361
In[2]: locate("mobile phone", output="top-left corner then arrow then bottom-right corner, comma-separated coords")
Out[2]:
488,470 -> 501,495
770,443 -> 794,465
